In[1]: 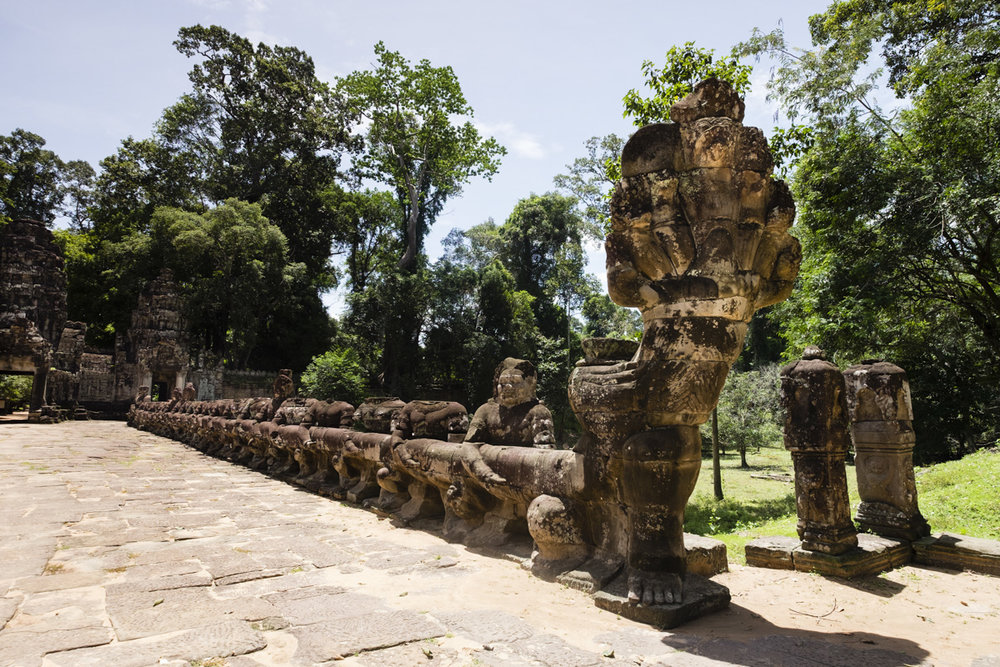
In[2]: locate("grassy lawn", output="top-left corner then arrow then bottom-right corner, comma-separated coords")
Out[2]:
685,443 -> 1000,564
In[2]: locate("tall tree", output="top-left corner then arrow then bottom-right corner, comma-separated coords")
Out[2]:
0,129 -> 64,224
338,42 -> 505,274
498,193 -> 586,340
337,42 -> 505,395
553,133 -> 624,238
60,160 -> 96,231
738,0 -> 1000,458
90,137 -> 205,242
322,187 -> 402,294
164,24 -> 355,279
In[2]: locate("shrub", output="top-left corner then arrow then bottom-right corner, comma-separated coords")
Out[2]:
0,374 -> 33,411
299,348 -> 367,406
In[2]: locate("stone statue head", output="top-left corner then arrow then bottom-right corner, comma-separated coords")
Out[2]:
272,368 -> 294,402
493,358 -> 538,408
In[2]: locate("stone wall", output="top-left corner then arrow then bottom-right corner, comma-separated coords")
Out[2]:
220,369 -> 277,399
0,219 -> 67,347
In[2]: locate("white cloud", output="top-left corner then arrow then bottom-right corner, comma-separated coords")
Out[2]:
474,121 -> 547,160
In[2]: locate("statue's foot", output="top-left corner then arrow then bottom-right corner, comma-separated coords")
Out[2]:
627,569 -> 684,606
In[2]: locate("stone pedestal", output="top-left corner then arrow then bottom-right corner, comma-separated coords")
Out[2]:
745,534 -> 911,577
843,361 -> 930,540
594,573 -> 731,628
780,347 -> 858,555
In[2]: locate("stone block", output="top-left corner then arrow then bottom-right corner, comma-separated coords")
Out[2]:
593,573 -> 730,628
912,532 -> 1000,576
684,533 -> 728,576
290,610 -> 444,663
792,533 -> 911,577
44,620 -> 265,667
747,534 -> 911,577
745,535 -> 798,570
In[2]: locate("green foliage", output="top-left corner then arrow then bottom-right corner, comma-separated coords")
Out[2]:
337,41 -> 505,273
740,0 -> 1000,460
767,125 -> 814,178
0,129 -> 65,225
419,226 -> 542,406
166,24 -> 353,279
622,42 -> 753,127
90,137 -> 204,242
70,26 -> 351,365
323,187 -> 402,293
581,293 -> 641,339
702,366 -> 784,467
536,333 -> 583,444
499,193 -> 585,340
60,160 -> 95,231
0,375 -> 33,410
151,199 -> 307,368
300,348 -> 368,405
337,42 -> 505,394
553,134 -> 624,238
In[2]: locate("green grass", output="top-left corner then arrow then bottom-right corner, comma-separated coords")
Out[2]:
914,448 -> 1000,540
685,443 -> 1000,564
686,442 -> 802,564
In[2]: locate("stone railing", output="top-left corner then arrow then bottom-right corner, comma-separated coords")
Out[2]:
128,395 -> 589,559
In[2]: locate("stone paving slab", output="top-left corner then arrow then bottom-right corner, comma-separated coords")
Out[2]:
45,619 -> 266,667
1,419 -> 997,666
289,609 -> 445,662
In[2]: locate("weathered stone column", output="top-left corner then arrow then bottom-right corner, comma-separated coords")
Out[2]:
30,365 -> 48,412
780,347 -> 858,555
843,361 -> 930,540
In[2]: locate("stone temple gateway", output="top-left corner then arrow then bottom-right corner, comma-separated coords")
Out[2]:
127,79 -> 803,627
0,227 -> 276,418
0,218 -> 67,412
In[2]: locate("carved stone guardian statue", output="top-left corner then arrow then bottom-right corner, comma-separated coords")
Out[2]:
572,78 -> 801,608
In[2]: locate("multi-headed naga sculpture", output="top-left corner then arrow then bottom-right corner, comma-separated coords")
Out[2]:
570,78 -> 801,605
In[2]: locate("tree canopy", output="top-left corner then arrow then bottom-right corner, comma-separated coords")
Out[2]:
335,42 -> 506,396
739,0 -> 1000,458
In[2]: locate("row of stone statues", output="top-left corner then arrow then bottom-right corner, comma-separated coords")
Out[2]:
130,80 -> 803,626
129,357 -> 572,548
779,349 -> 929,555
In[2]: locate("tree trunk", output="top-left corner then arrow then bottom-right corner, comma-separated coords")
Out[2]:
380,272 -> 420,398
712,407 -> 723,500
740,441 -> 748,469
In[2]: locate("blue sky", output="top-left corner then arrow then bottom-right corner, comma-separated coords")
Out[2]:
1,0 -> 829,312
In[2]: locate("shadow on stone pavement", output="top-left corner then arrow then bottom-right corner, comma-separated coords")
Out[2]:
655,603 -> 929,667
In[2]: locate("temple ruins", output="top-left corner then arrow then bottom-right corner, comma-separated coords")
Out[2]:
123,79 -> 804,626
6,79 -> 996,630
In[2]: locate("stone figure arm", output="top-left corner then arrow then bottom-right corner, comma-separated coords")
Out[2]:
391,434 -> 421,470
458,441 -> 507,487
463,405 -> 491,445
